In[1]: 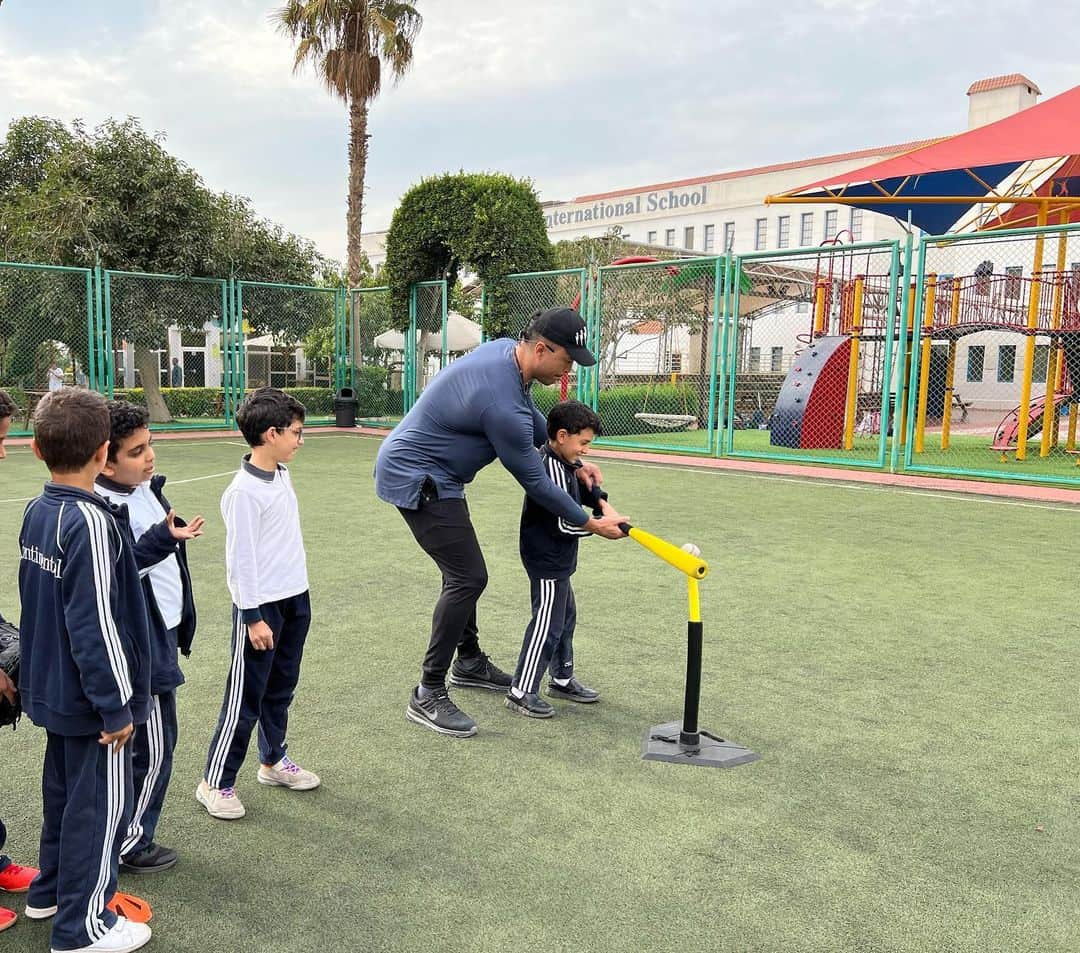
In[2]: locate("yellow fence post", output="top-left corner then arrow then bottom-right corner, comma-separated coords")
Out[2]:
941,278 -> 961,450
813,283 -> 827,337
914,273 -> 937,454
843,277 -> 865,450
1017,203 -> 1049,461
1040,217 -> 1069,456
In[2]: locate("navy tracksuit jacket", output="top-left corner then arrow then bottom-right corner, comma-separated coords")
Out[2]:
96,473 -> 197,859
18,483 -> 151,951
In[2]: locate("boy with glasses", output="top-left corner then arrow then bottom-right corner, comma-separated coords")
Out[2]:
198,388 -> 319,820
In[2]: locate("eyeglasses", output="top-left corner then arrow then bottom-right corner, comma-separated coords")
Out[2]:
276,425 -> 304,439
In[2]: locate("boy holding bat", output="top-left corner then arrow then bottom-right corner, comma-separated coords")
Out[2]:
506,400 -> 621,718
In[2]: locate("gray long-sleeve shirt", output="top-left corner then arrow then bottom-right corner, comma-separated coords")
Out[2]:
374,339 -> 589,527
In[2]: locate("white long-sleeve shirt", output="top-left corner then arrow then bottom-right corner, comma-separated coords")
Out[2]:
222,457 -> 309,619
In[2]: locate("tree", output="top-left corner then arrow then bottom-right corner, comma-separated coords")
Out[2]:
275,0 -> 423,286
0,117 -> 326,421
383,171 -> 554,337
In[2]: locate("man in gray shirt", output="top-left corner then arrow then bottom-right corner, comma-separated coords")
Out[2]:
375,308 -> 626,738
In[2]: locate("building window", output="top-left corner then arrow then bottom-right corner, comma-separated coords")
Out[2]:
777,215 -> 790,249
975,260 -> 993,296
749,347 -> 761,372
824,210 -> 838,240
723,221 -> 735,252
684,226 -> 695,250
1004,265 -> 1022,299
665,228 -> 676,247
647,230 -> 657,244
800,212 -> 813,247
754,218 -> 767,251
703,224 -> 715,252
1033,344 -> 1050,384
997,345 -> 1016,383
966,345 -> 984,382
849,208 -> 863,241
770,346 -> 784,372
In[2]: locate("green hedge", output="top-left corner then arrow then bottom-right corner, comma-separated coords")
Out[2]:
112,387 -> 223,418
530,383 -> 698,436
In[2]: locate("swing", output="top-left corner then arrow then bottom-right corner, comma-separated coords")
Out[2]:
633,275 -> 696,430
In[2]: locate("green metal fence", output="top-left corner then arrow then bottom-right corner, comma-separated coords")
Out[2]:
0,261 -> 95,435
348,285 -> 403,426
104,270 -> 230,428
234,280 -> 342,424
724,241 -> 901,470
5,226 -> 1080,491
584,256 -> 724,454
904,222 -> 1080,487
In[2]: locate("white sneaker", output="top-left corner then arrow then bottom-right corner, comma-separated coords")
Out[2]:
50,916 -> 151,953
257,756 -> 321,791
195,779 -> 246,819
24,902 -> 58,919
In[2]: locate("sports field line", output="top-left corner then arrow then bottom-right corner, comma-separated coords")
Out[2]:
0,469 -> 236,506
609,459 -> 1080,514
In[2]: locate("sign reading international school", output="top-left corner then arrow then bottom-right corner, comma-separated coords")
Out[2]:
545,185 -> 708,229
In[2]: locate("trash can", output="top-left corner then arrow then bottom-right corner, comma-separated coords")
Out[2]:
333,386 -> 358,428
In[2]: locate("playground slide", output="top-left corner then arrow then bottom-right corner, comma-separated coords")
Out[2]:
990,393 -> 1073,450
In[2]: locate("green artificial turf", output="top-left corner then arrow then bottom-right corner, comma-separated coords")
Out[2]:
1,434 -> 1078,952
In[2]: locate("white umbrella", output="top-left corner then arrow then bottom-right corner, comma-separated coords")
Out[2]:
374,312 -> 481,353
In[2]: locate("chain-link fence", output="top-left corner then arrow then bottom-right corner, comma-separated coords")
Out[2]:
408,281 -> 447,407
234,281 -> 341,423
0,262 -> 95,435
586,257 -> 722,454
502,269 -> 588,416
349,285 -> 403,426
104,271 -> 229,428
904,223 -> 1080,486
724,242 -> 901,468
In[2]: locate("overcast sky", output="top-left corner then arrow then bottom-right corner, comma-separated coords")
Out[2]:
3,0 -> 1079,266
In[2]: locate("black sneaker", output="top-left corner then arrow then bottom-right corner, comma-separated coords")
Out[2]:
120,842 -> 178,874
448,653 -> 512,692
505,692 -> 555,719
546,676 -> 601,704
406,687 -> 478,738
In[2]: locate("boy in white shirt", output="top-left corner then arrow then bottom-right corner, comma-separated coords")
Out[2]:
197,388 -> 319,820
95,401 -> 205,873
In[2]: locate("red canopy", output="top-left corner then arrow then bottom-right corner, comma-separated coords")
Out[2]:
771,84 -> 1080,233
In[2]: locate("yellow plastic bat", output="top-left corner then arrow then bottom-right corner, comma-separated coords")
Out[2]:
619,524 -> 708,579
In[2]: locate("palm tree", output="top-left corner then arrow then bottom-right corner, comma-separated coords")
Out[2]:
275,1 -> 422,285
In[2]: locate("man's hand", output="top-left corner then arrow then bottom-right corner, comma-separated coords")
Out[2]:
577,461 -> 604,489
167,509 -> 205,542
247,620 -> 274,651
99,723 -> 133,753
0,669 -> 16,706
585,513 -> 628,540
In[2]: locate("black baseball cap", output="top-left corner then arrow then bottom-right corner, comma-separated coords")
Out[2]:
526,307 -> 596,366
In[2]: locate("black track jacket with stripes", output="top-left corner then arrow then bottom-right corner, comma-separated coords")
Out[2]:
519,446 -> 607,579
18,483 -> 152,736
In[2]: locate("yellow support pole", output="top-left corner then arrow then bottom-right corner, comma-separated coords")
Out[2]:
899,285 -> 916,448
813,283 -> 826,337
914,273 -> 937,454
1040,215 -> 1069,456
941,278 -> 962,450
687,576 -> 701,624
1069,403 -> 1079,451
843,278 -> 864,450
1017,203 -> 1049,460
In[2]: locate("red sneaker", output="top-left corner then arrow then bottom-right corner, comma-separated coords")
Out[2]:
106,890 -> 152,924
0,863 -> 37,893
0,906 -> 15,932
